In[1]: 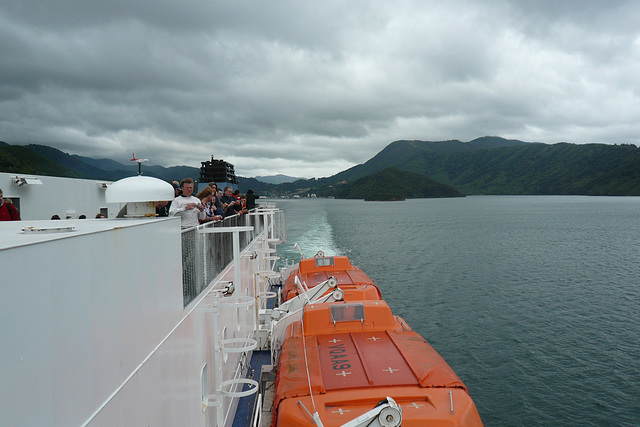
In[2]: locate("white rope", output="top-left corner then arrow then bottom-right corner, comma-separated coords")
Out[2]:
300,305 -> 320,422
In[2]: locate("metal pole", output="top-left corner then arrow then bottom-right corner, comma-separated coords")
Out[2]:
211,293 -> 223,426
233,230 -> 241,302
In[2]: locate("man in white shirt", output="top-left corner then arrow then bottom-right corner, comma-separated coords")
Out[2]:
169,178 -> 205,228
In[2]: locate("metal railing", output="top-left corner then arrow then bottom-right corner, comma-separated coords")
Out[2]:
180,207 -> 285,307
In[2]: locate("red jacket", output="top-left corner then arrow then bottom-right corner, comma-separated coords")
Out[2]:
0,202 -> 20,221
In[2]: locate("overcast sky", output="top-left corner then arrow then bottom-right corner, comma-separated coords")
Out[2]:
2,0 -> 639,178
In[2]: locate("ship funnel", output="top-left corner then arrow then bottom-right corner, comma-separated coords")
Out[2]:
106,175 -> 174,218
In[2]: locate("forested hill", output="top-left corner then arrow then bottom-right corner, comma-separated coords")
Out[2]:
318,137 -> 640,196
329,167 -> 465,200
4,137 -> 640,196
329,136 -> 527,183
0,142 -> 84,178
0,142 -> 275,194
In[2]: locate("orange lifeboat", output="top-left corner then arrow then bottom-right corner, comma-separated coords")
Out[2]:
272,300 -> 483,426
283,255 -> 381,302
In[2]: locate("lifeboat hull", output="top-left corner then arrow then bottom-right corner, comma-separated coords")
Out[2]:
283,255 -> 381,302
272,300 -> 483,426
276,388 -> 482,426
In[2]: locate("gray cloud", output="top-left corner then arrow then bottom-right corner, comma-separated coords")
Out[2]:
1,0 -> 640,178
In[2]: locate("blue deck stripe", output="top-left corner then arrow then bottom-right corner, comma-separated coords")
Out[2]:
232,283 -> 281,426
232,350 -> 271,427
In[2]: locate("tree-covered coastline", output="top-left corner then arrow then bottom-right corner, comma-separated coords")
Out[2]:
3,137 -> 640,197
328,167 -> 464,200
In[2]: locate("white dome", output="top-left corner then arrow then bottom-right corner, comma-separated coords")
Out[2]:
105,176 -> 175,203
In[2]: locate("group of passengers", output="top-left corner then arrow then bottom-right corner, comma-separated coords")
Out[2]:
0,181 -> 258,227
167,178 -> 258,229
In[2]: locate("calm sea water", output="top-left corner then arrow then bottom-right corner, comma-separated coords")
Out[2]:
273,196 -> 640,426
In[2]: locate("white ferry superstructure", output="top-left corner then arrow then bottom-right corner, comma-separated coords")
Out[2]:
0,172 -> 286,426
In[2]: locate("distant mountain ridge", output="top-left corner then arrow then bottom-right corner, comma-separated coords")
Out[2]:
27,145 -> 110,177
253,174 -> 302,184
71,154 -> 134,172
326,136 -> 527,184
275,136 -> 640,196
360,138 -> 640,195
3,136 -> 640,196
1,142 -> 276,194
0,143 -> 84,178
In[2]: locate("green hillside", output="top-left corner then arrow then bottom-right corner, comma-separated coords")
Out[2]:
0,143 -> 85,178
327,167 -> 464,200
327,136 -> 527,184
1,141 -> 276,194
443,142 -> 640,195
4,137 -> 640,196
314,138 -> 640,196
28,144 -> 116,178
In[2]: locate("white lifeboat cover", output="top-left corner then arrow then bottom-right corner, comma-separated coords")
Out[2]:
105,176 -> 175,203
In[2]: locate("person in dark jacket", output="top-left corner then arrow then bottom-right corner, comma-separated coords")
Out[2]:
220,186 -> 242,216
212,189 -> 225,217
246,189 -> 258,210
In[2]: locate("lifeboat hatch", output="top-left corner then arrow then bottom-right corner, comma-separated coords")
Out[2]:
330,304 -> 365,323
316,257 -> 334,267
318,332 -> 418,391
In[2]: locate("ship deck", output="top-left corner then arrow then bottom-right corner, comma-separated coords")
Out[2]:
0,217 -> 177,250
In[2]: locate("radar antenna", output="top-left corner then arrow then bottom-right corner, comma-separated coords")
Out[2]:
131,153 -> 149,175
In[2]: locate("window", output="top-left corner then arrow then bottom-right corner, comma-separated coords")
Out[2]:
315,257 -> 334,267
330,304 -> 365,323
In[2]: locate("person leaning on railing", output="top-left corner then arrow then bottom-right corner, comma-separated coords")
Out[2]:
196,186 -> 223,223
208,183 -> 226,218
245,189 -> 258,210
220,185 -> 243,217
238,194 -> 249,215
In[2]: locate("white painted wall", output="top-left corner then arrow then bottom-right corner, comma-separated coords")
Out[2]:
0,218 -> 182,425
0,216 -> 269,427
0,172 -> 124,220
